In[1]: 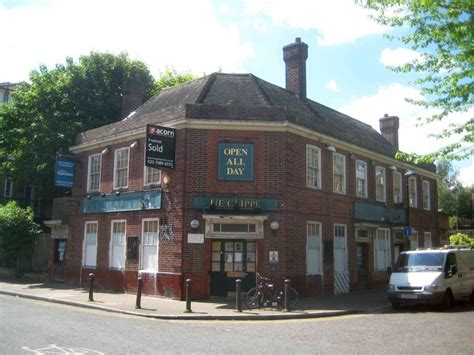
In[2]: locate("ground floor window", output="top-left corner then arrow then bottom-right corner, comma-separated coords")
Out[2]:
424,232 -> 432,248
374,228 -> 391,270
141,218 -> 159,272
409,231 -> 419,250
83,222 -> 98,267
110,220 -> 126,269
334,224 -> 347,271
306,222 -> 322,275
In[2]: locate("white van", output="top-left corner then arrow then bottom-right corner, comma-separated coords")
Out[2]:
387,246 -> 474,308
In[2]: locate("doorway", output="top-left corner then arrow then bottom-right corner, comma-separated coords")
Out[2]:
210,240 -> 256,297
356,243 -> 369,289
52,239 -> 66,282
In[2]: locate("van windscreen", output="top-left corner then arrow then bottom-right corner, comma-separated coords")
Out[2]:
394,253 -> 445,272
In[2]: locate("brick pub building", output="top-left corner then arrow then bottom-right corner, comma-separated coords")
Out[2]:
48,38 -> 440,299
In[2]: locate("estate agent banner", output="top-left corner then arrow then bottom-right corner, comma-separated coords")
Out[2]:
218,142 -> 254,181
145,124 -> 176,170
55,154 -> 75,188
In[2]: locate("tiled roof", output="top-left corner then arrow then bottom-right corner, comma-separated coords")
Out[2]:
75,73 -> 397,157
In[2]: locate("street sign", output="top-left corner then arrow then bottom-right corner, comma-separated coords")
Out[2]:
145,124 -> 176,170
403,226 -> 412,237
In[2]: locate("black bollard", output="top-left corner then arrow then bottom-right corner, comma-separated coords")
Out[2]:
235,279 -> 242,312
284,279 -> 291,312
88,273 -> 95,302
185,279 -> 192,313
136,277 -> 143,309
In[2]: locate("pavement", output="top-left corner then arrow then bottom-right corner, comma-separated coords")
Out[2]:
0,280 -> 390,321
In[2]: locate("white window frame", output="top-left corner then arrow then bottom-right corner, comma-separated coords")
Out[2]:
109,220 -> 126,269
422,180 -> 431,210
140,218 -> 159,272
113,147 -> 130,190
82,221 -> 98,267
3,177 -> 13,197
334,224 -> 348,272
375,166 -> 386,202
306,221 -> 322,275
393,171 -> 402,204
409,230 -> 419,250
408,176 -> 417,208
143,146 -> 161,185
424,232 -> 432,248
355,160 -> 367,198
306,145 -> 321,189
333,153 -> 346,194
374,228 -> 391,270
87,154 -> 102,192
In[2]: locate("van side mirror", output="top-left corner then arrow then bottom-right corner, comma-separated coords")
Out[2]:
446,265 -> 458,278
387,266 -> 392,275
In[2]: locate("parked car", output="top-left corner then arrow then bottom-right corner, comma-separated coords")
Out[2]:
387,246 -> 474,309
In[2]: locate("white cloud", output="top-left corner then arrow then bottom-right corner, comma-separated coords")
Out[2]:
338,83 -> 471,158
244,0 -> 387,45
326,80 -> 339,92
0,0 -> 254,82
380,48 -> 423,67
458,164 -> 474,187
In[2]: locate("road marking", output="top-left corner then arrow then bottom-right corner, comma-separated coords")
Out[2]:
22,344 -> 104,354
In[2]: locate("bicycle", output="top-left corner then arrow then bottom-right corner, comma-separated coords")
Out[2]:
245,273 -> 298,310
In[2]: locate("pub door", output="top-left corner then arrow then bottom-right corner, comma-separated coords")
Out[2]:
211,240 -> 256,297
356,243 -> 369,289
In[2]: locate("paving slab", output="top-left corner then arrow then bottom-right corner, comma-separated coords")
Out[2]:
0,281 -> 389,320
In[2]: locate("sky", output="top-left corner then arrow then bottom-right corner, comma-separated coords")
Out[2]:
1,0 -> 472,185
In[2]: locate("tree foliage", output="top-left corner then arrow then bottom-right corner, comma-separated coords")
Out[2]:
436,159 -> 472,218
152,68 -> 196,95
362,0 -> 473,161
449,232 -> 474,247
0,201 -> 41,263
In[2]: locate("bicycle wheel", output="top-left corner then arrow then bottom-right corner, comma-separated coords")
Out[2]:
245,287 -> 263,309
284,287 -> 299,310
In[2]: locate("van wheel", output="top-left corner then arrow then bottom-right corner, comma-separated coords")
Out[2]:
441,290 -> 454,310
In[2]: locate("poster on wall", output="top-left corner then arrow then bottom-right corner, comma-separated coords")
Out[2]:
145,124 -> 176,170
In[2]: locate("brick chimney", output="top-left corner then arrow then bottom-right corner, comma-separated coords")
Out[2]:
379,113 -> 400,150
283,37 -> 308,99
121,74 -> 146,119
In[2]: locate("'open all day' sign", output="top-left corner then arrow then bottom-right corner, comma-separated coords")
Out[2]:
218,142 -> 254,181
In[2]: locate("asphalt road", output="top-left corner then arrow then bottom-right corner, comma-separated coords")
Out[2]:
1,295 -> 473,354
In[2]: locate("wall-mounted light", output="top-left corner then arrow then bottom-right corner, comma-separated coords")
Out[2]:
86,194 -> 91,200
101,193 -> 106,198
389,166 -> 397,171
404,170 -> 415,177
350,153 -> 356,160
163,176 -> 170,186
270,220 -> 280,231
115,191 -> 121,196
190,219 -> 200,229
325,144 -> 336,152
101,147 -> 110,155
370,159 -> 377,166
130,140 -> 138,148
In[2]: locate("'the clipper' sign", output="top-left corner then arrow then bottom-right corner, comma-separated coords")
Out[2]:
145,124 -> 176,170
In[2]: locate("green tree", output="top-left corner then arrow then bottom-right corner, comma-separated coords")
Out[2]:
0,201 -> 41,273
152,68 -> 195,95
362,0 -> 473,162
449,232 -> 474,247
436,159 -> 472,221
